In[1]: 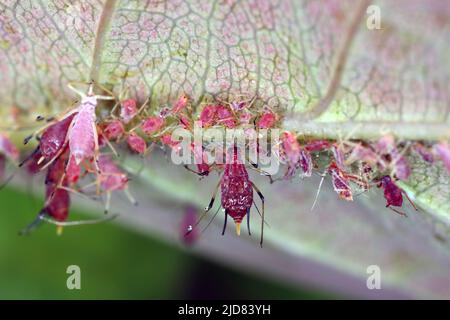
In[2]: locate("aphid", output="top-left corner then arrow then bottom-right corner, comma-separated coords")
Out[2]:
239,111 -> 252,125
22,113 -> 77,168
345,144 -> 379,167
184,142 -> 211,177
375,135 -> 411,180
141,116 -> 164,135
120,99 -> 138,124
257,111 -> 277,129
411,143 -> 434,163
216,105 -> 236,128
67,82 -> 115,167
198,146 -> 266,246
97,155 -> 136,213
102,120 -> 125,141
378,175 -> 417,216
161,134 -> 182,153
304,139 -> 331,152
280,131 -> 301,177
312,161 -> 368,210
199,105 -> 217,127
21,150 -> 71,235
127,133 -> 147,154
434,142 -> 450,174
171,94 -> 189,114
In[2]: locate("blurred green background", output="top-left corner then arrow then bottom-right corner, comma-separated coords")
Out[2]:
0,186 -> 330,299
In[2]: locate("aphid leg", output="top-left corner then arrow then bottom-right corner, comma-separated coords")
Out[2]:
388,206 -> 408,217
124,188 -> 138,206
246,208 -> 251,236
402,190 -> 418,211
253,200 -> 270,228
311,171 -> 327,211
137,95 -> 151,115
68,82 -> 87,98
104,191 -> 112,214
183,165 -> 208,177
200,205 -> 221,234
92,120 -> 102,195
205,180 -> 221,212
248,163 -> 274,184
222,210 -> 229,236
19,210 -> 46,235
251,182 -> 265,247
19,146 -> 40,167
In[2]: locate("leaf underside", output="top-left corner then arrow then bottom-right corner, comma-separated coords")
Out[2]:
1,0 -> 450,297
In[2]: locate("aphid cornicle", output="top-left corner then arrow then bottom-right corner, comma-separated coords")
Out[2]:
195,145 -> 266,246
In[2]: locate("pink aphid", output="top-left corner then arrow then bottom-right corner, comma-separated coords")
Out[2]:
65,154 -> 81,185
434,142 -> 450,174
345,144 -> 378,167
280,131 -> 301,177
257,111 -> 276,129
186,142 -> 210,176
412,143 -> 434,163
67,83 -> 115,166
98,155 -> 136,213
141,116 -> 164,135
378,175 -> 417,216
161,134 -> 182,153
120,99 -> 138,124
328,162 -> 353,201
103,120 -> 125,141
299,149 -> 313,177
216,105 -> 236,128
305,140 -> 331,152
127,133 -> 147,154
171,94 -> 189,114
375,135 -> 411,180
281,131 -> 301,165
239,111 -> 252,125
199,105 -> 217,127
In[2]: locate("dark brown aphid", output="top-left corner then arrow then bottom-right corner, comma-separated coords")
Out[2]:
378,175 -> 417,216
188,146 -> 266,246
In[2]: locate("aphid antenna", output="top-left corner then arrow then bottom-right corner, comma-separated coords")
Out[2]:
388,141 -> 412,177
200,205 -> 222,234
185,180 -> 221,236
388,206 -> 408,217
311,170 -> 327,211
40,213 -> 119,227
250,181 -> 265,247
402,189 -> 419,212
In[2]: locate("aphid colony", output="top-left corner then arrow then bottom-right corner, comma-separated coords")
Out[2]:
2,83 -> 450,245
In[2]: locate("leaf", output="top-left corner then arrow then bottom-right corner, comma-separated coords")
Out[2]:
1,0 -> 450,297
